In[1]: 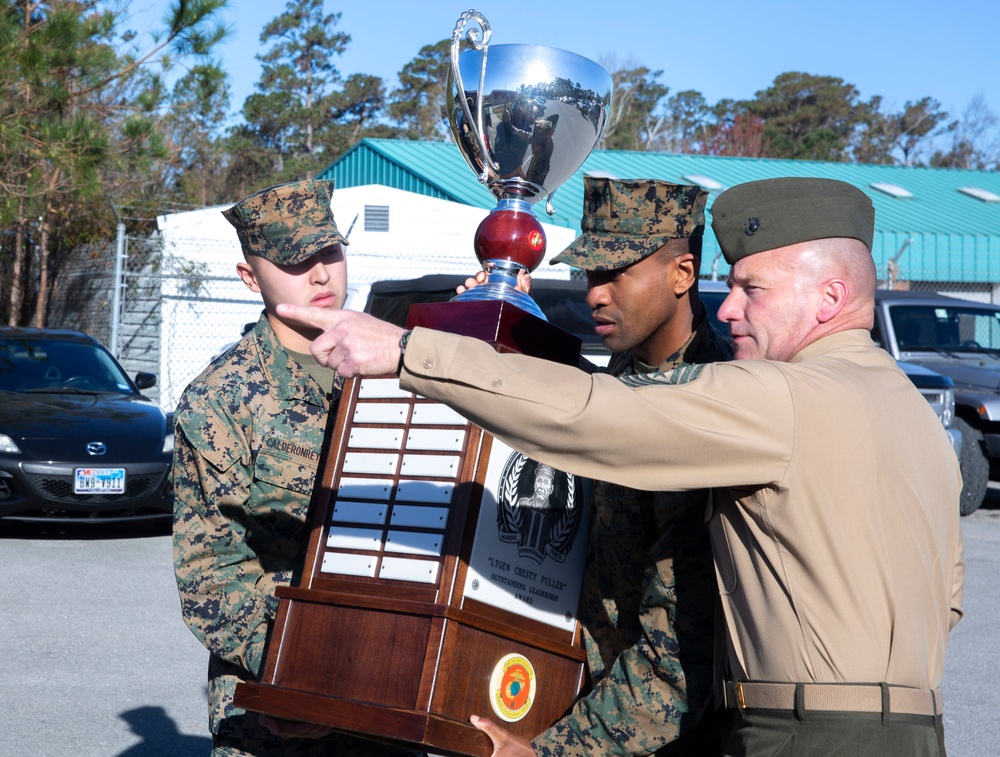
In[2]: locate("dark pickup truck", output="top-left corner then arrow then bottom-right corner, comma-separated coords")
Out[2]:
870,289 -> 999,514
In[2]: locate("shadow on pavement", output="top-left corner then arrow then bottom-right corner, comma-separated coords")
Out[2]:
0,518 -> 171,540
116,706 -> 211,756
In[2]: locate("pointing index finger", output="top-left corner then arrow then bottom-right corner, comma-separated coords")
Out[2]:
276,302 -> 339,330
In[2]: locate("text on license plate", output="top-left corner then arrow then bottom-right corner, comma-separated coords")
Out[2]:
75,468 -> 126,494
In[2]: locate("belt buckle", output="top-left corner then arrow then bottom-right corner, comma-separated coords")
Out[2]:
731,679 -> 746,711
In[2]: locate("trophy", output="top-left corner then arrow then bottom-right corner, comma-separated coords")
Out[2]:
447,9 -> 612,319
233,12 -> 612,757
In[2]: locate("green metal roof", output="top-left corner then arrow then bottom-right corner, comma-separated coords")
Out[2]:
318,139 -> 1000,282
317,139 -> 496,209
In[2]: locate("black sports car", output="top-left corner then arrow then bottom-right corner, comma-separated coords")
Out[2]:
0,327 -> 173,524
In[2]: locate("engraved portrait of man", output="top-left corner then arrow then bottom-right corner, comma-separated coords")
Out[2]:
499,454 -> 581,564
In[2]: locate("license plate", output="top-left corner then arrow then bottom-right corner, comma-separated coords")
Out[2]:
75,468 -> 126,494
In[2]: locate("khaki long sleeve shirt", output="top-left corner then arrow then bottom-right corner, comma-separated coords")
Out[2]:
399,327 -> 964,691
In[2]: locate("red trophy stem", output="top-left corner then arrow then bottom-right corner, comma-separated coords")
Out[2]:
474,206 -> 547,272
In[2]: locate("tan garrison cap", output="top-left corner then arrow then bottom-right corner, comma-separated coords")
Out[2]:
711,177 -> 874,265
223,179 -> 348,265
550,177 -> 707,272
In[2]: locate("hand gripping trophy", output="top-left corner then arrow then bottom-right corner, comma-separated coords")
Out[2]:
447,9 -> 613,319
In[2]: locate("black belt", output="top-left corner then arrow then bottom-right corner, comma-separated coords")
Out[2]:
722,681 -> 942,717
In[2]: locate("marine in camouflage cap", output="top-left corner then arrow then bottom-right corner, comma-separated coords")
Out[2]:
223,179 -> 348,265
550,177 -> 708,272
711,177 -> 874,265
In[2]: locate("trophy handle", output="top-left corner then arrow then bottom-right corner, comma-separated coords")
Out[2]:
451,10 -> 498,184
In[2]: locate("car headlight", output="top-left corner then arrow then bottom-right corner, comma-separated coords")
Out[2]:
162,430 -> 174,454
941,388 -> 955,429
0,433 -> 21,454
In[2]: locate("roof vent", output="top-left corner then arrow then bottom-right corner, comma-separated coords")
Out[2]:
870,182 -> 914,199
364,205 -> 389,232
957,186 -> 1000,203
584,169 -> 620,180
683,174 -> 725,191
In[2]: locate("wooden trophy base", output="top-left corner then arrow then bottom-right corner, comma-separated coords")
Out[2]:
235,299 -> 588,756
235,593 -> 586,755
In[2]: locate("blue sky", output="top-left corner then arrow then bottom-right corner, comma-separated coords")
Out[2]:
132,0 -> 998,137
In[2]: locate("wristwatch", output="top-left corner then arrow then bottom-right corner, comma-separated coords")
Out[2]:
397,329 -> 412,373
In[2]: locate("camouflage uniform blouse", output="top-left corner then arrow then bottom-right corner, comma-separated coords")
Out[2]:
172,313 -> 341,745
533,304 -> 732,757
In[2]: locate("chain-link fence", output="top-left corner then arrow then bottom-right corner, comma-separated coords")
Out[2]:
47,241 -> 119,347
49,235 -> 173,405
157,237 -> 265,412
49,233 -> 262,411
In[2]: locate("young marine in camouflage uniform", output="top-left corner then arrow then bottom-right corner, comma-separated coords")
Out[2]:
172,180 -> 415,757
464,178 -> 732,756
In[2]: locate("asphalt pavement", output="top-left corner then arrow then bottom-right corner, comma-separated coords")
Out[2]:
2,495 -> 999,756
1,520 -> 209,756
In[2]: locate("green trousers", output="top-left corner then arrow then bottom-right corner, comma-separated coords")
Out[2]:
723,710 -> 946,756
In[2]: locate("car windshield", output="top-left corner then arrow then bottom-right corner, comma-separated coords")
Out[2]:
889,304 -> 1000,353
700,289 -> 731,335
0,337 -> 135,395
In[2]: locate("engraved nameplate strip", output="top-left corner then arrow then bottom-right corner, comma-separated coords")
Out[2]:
349,428 -> 404,450
406,428 -> 466,452
353,403 -> 410,424
411,404 -> 467,426
390,505 -> 449,529
385,530 -> 444,557
342,453 -> 399,475
395,480 -> 454,505
337,477 -> 393,500
331,501 -> 389,525
321,553 -> 377,578
379,556 -> 440,584
326,526 -> 384,551
400,454 -> 458,478
357,378 -> 410,399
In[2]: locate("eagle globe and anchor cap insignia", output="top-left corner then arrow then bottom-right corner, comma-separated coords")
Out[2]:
489,653 -> 537,722
497,453 -> 582,564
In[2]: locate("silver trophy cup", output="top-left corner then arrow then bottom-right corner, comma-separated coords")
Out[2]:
448,10 -> 612,318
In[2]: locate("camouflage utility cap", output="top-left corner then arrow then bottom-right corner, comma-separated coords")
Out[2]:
551,178 -> 707,272
222,179 -> 348,265
711,177 -> 874,265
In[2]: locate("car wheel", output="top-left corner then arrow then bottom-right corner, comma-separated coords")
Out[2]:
953,417 -> 989,516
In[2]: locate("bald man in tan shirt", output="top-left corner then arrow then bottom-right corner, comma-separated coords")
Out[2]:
280,177 -> 964,757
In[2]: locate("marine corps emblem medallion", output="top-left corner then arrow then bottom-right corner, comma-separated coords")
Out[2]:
489,653 -> 537,722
